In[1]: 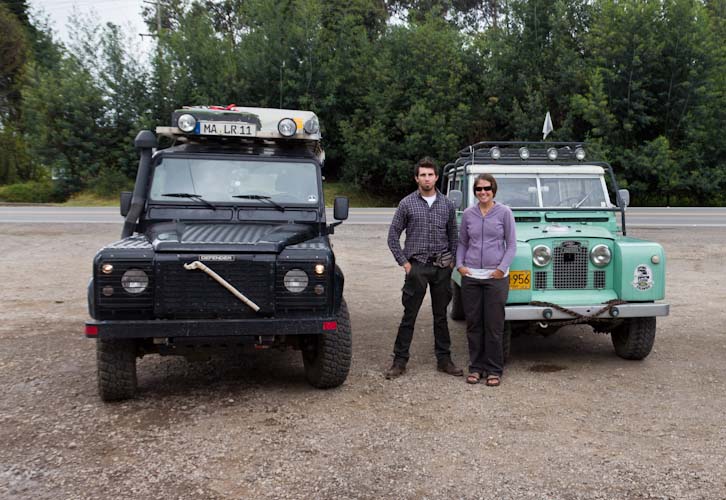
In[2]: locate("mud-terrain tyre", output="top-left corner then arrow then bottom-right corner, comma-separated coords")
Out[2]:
450,281 -> 465,320
97,338 -> 138,401
611,317 -> 656,360
303,299 -> 352,388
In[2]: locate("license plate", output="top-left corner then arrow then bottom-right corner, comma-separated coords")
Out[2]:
197,121 -> 256,137
509,271 -> 531,290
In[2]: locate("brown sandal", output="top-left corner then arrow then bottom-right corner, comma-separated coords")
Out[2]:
485,375 -> 501,387
466,372 -> 481,384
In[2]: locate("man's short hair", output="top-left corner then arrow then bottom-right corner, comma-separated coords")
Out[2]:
414,156 -> 438,177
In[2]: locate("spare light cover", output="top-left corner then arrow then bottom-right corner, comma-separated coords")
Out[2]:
519,147 -> 530,160
532,245 -> 552,267
177,114 -> 197,133
303,116 -> 320,134
575,147 -> 586,161
121,269 -> 149,294
590,244 -> 612,267
547,148 -> 558,161
278,118 -> 297,137
283,269 -> 308,293
490,146 -> 501,160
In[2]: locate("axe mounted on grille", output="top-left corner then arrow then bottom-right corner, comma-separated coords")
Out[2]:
183,261 -> 261,312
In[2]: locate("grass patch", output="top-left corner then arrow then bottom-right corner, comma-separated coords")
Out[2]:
57,182 -> 397,208
62,191 -> 120,207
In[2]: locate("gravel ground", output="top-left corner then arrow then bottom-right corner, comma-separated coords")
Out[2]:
1,223 -> 725,500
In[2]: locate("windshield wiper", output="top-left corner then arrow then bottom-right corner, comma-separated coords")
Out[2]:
232,194 -> 285,212
574,189 -> 596,209
161,192 -> 217,210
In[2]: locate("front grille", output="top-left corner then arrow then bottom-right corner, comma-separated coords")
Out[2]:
533,240 -> 609,290
154,256 -> 275,319
96,259 -> 154,318
553,240 -> 588,288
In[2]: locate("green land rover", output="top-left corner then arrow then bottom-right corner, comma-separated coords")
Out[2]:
443,142 -> 669,360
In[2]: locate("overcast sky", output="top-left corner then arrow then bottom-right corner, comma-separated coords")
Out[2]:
29,0 -> 148,44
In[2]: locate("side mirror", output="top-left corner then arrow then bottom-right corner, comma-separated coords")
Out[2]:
333,196 -> 349,221
120,191 -> 132,216
618,189 -> 630,208
447,189 -> 463,209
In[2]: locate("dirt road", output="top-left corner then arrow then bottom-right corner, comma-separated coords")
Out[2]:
1,223 -> 724,499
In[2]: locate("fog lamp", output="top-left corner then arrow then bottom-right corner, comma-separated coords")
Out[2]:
519,147 -> 530,160
575,147 -> 586,161
278,118 -> 297,137
490,146 -> 501,160
547,148 -> 558,161
177,114 -> 196,133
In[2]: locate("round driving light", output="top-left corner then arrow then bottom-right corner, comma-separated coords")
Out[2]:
314,264 -> 325,275
651,255 -> 660,264
314,284 -> 325,295
101,263 -> 114,274
303,116 -> 320,134
102,286 -> 114,297
121,269 -> 149,294
278,118 -> 297,137
547,147 -> 558,161
490,146 -> 501,160
283,269 -> 308,293
532,244 -> 552,267
519,147 -> 530,160
575,147 -> 586,161
177,113 -> 197,133
590,244 -> 612,267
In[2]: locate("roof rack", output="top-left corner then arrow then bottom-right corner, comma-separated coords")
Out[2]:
457,141 -> 587,162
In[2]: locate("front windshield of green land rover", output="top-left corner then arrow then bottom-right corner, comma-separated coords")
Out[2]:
491,175 -> 610,209
149,158 -> 320,205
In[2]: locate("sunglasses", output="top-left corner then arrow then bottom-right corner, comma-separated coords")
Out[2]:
474,186 -> 493,192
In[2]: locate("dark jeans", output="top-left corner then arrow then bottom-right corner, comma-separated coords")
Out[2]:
392,262 -> 453,365
461,275 -> 509,376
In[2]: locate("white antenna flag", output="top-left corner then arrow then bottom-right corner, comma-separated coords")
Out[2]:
542,111 -> 554,140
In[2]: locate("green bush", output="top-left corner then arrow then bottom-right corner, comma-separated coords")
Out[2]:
90,169 -> 134,198
0,181 -> 56,203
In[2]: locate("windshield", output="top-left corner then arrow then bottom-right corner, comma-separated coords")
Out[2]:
149,158 -> 320,205
475,175 -> 610,209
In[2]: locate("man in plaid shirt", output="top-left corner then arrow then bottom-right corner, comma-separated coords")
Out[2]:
385,157 -> 463,379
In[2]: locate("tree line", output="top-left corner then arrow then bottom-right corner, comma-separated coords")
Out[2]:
1,0 -> 725,205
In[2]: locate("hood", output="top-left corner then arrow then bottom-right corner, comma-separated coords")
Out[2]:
517,223 -> 615,242
148,222 -> 316,253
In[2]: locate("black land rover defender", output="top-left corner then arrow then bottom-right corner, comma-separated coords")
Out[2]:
85,105 -> 351,401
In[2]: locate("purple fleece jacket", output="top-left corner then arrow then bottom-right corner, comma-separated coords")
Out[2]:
456,202 -> 517,272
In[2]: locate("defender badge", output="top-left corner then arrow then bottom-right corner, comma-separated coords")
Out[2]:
200,255 -> 235,262
632,264 -> 653,291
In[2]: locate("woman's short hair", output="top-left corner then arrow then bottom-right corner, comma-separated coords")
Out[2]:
473,173 -> 497,196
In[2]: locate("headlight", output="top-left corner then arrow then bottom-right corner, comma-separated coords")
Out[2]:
532,245 -> 551,267
547,147 -> 558,161
283,269 -> 308,293
590,244 -> 611,267
278,118 -> 297,137
489,146 -> 501,160
519,147 -> 530,160
177,113 -> 197,133
121,269 -> 149,294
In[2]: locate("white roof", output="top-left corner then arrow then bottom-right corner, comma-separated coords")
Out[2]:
466,164 -> 605,175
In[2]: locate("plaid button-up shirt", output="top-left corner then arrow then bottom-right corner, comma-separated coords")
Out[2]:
387,189 -> 458,266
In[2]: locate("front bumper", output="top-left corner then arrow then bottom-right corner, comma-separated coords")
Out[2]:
505,302 -> 669,321
85,317 -> 336,339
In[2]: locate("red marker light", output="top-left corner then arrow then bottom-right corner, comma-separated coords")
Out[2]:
322,321 -> 337,331
85,325 -> 99,337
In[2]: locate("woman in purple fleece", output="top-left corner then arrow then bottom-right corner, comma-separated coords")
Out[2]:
456,174 -> 516,386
